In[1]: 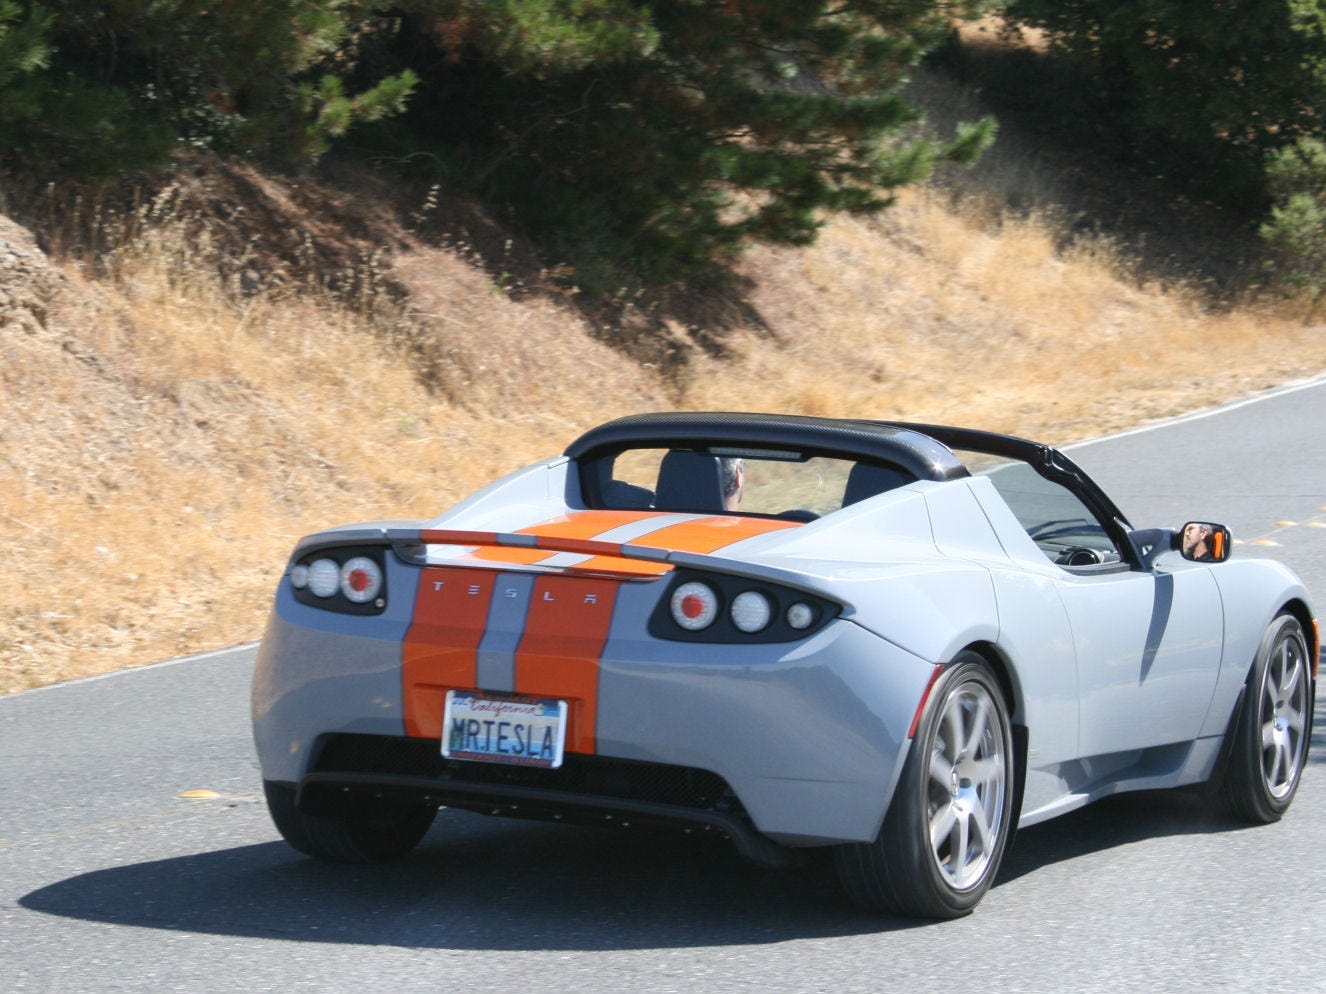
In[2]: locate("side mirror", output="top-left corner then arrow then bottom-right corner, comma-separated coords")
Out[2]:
1176,521 -> 1231,563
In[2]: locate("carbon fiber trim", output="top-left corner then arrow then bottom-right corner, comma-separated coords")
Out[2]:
565,412 -> 970,483
310,733 -> 737,811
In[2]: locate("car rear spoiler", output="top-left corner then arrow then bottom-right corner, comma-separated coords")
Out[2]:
387,527 -> 675,580
411,528 -> 674,562
370,528 -> 840,603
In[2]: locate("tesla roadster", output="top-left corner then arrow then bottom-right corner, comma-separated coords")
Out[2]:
252,412 -> 1317,918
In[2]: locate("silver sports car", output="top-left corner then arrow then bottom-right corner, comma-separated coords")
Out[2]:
252,412 -> 1317,918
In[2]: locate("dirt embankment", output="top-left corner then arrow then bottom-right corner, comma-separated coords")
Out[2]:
3,151 -> 1325,694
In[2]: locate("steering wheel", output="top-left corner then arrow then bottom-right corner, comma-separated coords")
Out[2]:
1055,547 -> 1103,567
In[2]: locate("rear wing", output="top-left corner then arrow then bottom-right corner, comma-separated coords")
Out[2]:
288,524 -> 853,610
387,527 -> 675,580
376,527 -> 839,599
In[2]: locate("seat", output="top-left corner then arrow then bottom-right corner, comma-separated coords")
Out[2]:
842,462 -> 916,507
603,480 -> 654,509
654,451 -> 727,513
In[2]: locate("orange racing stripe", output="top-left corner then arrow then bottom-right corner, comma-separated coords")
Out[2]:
570,515 -> 800,574
424,511 -> 798,569
463,510 -> 665,566
402,568 -> 496,738
513,575 -> 619,754
629,515 -> 800,554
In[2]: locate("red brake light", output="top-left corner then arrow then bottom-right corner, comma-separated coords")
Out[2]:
339,556 -> 383,604
671,581 -> 718,630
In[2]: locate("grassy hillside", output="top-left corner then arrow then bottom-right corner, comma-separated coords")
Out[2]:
4,67 -> 1325,695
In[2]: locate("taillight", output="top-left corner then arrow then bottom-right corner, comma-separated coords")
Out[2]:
287,547 -> 387,614
671,581 -> 719,630
730,591 -> 772,633
650,571 -> 838,643
339,557 -> 383,603
305,558 -> 340,598
786,602 -> 817,630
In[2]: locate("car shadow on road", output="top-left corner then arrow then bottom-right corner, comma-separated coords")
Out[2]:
996,787 -> 1254,885
19,810 -> 906,948
19,785 -> 1273,949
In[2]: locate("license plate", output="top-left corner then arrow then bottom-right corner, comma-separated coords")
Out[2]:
442,690 -> 567,769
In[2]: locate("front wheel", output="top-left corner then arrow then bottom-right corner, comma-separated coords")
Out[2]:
263,782 -> 437,862
1220,614 -> 1313,823
834,654 -> 1015,918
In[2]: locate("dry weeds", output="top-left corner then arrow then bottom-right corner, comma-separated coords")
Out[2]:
3,169 -> 1325,695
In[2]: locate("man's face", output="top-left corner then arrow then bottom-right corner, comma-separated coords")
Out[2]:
1183,523 -> 1209,554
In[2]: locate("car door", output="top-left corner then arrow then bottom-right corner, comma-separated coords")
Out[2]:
968,454 -> 1224,759
1054,564 -> 1222,757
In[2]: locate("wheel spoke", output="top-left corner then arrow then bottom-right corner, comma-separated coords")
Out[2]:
963,696 -> 990,757
969,802 -> 994,854
1261,719 -> 1277,753
967,756 -> 1004,791
1270,642 -> 1288,690
1263,671 -> 1281,712
930,757 -> 953,790
1280,653 -> 1303,700
952,812 -> 972,888
1267,741 -> 1285,788
1285,703 -> 1306,737
930,803 -> 957,851
943,705 -> 965,762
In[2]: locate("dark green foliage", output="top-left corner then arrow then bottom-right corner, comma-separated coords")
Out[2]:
381,0 -> 994,285
1003,0 -> 1326,297
1262,137 -> 1326,309
0,2 -> 53,90
1003,0 -> 1326,206
0,1 -> 416,173
1,0 -> 992,286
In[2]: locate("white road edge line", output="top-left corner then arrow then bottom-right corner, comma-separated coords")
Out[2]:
1063,371 -> 1326,451
1,641 -> 259,701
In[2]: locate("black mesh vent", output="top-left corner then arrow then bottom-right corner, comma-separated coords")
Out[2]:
309,733 -> 736,811
314,733 -> 444,778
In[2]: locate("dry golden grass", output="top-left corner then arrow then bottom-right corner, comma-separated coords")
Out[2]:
3,168 -> 1325,695
0,201 -> 657,692
687,191 -> 1323,441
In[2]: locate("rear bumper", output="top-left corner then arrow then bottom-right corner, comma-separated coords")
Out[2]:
286,739 -> 798,866
254,581 -> 935,846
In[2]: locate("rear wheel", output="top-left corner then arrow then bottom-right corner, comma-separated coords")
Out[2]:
835,654 -> 1015,918
263,781 -> 436,862
1221,614 -> 1312,823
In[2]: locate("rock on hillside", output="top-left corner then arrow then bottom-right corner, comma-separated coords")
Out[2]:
0,215 -> 63,334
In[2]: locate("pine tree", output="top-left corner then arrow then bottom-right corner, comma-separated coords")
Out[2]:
0,1 -> 416,172
1004,0 -> 1326,205
388,0 -> 995,283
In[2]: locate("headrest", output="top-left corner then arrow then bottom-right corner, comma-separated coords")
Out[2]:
655,450 -> 726,513
842,462 -> 916,506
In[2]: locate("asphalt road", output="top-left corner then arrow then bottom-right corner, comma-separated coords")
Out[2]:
4,377 -> 1326,993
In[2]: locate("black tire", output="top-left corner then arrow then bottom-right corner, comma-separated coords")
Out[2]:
1220,614 -> 1313,823
263,781 -> 437,862
834,654 -> 1015,919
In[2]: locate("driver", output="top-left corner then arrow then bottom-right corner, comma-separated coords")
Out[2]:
721,458 -> 744,511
